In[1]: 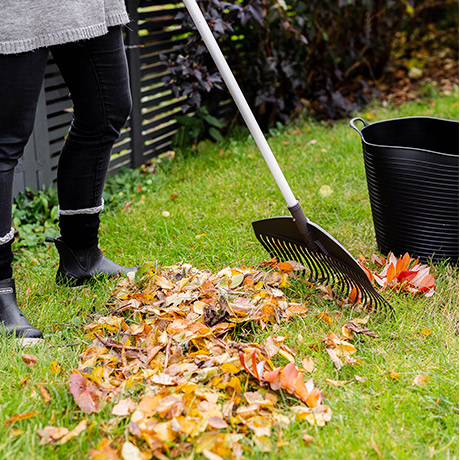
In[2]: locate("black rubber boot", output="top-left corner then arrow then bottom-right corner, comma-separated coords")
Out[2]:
0,278 -> 43,343
46,236 -> 136,286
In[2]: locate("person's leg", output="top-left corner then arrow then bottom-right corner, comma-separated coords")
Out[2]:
0,49 -> 49,340
47,27 -> 135,283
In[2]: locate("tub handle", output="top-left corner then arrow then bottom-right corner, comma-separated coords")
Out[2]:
349,117 -> 368,136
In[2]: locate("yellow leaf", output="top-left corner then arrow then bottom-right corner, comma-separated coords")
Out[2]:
325,379 -> 349,387
421,329 -> 431,336
318,312 -> 333,325
121,441 -> 150,460
278,349 -> 295,362
388,371 -> 401,380
50,361 -> 62,375
220,363 -> 241,374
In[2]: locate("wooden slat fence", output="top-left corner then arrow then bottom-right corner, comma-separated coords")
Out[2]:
13,0 -> 214,196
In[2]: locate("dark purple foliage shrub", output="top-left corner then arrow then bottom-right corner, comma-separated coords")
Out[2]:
160,0 -> 409,133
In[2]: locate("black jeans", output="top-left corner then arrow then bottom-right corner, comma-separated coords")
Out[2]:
0,26 -> 132,240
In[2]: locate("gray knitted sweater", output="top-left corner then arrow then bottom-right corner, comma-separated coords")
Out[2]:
0,0 -> 129,54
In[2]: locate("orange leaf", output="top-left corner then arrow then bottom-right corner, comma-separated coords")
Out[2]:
4,411 -> 39,426
348,286 -> 358,303
293,373 -> 309,401
386,264 -> 396,284
305,387 -> 322,408
279,363 -> 298,393
276,261 -> 294,272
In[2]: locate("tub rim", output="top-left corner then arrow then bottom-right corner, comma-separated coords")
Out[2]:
349,116 -> 459,158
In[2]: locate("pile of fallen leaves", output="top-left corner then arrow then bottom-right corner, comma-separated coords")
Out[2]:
62,260 -> 366,460
29,252 -> 435,458
360,252 -> 436,298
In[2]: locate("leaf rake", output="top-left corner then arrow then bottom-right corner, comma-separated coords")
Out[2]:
183,0 -> 391,313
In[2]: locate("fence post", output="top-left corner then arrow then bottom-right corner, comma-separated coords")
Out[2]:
125,0 -> 144,169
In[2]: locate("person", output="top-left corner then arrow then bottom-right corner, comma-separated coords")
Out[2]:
0,0 -> 136,343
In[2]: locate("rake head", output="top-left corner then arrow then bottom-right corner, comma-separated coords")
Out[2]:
252,216 -> 391,313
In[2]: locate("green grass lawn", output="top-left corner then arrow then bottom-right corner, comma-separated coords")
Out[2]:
0,87 -> 458,459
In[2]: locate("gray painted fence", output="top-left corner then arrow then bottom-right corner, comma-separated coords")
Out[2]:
13,0 -> 195,196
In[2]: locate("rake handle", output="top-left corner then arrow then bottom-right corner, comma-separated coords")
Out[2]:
183,0 -> 298,209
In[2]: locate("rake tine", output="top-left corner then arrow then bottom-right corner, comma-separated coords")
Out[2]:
274,237 -> 296,264
258,234 -> 276,259
287,240 -> 319,282
309,251 -> 333,285
284,241 -> 308,277
327,257 -> 353,297
288,240 -> 317,280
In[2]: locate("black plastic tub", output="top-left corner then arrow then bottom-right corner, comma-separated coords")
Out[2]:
349,116 -> 459,263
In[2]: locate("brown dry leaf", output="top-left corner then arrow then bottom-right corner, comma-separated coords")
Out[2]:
18,377 -> 30,386
207,416 -> 228,430
36,426 -> 69,445
4,411 -> 39,426
58,419 -> 88,444
325,347 -> 343,369
38,384 -> 51,404
302,356 -> 315,373
22,354 -> 38,367
412,374 -> 430,386
322,332 -> 357,357
342,321 -> 378,338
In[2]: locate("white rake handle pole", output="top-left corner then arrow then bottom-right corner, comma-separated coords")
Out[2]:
183,0 -> 298,209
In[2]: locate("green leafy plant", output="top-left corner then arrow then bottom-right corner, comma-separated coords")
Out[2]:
172,106 -> 226,151
12,186 -> 59,250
